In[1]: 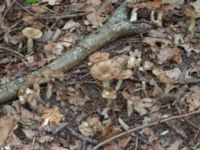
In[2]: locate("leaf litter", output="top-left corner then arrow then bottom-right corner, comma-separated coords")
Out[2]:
0,0 -> 200,149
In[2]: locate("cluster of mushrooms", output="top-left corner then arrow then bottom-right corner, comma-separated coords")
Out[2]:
89,51 -> 141,106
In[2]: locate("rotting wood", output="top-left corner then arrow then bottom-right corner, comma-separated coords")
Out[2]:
0,0 -> 153,103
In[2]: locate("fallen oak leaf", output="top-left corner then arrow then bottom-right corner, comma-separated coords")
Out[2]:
41,106 -> 64,126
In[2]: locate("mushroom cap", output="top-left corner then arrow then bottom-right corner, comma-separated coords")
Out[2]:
22,27 -> 43,39
116,69 -> 133,80
102,87 -> 117,99
90,55 -> 128,81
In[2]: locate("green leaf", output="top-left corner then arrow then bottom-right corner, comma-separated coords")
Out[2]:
25,0 -> 41,4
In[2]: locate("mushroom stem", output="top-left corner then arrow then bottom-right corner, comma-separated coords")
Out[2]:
189,17 -> 196,35
27,38 -> 33,54
115,79 -> 123,91
127,100 -> 133,117
151,11 -> 163,27
102,80 -> 110,88
106,99 -> 113,107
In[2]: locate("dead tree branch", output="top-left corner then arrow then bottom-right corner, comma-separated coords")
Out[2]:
0,0 -> 153,103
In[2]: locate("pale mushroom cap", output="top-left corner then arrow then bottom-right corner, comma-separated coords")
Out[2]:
116,69 -> 133,80
22,27 -> 43,39
90,55 -> 128,81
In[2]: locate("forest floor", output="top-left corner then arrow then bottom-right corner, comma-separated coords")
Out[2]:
0,0 -> 200,150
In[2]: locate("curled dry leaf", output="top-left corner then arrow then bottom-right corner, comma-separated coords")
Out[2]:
165,68 -> 182,80
0,116 -> 16,146
185,86 -> 200,111
122,91 -> 153,116
65,84 -> 89,106
41,106 -> 64,126
157,47 -> 182,64
143,37 -> 171,47
89,52 -> 110,64
79,117 -> 103,136
152,68 -> 172,83
127,50 -> 142,69
63,20 -> 80,31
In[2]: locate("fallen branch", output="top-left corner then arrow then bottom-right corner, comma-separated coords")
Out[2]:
93,110 -> 200,150
0,0 -> 153,103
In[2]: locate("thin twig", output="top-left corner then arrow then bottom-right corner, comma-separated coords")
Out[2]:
52,123 -> 97,144
164,122 -> 187,139
0,45 -> 25,59
67,126 -> 98,144
15,0 -> 89,20
93,110 -> 200,150
1,0 -> 16,26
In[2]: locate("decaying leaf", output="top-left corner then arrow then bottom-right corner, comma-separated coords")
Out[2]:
41,106 -> 64,126
157,47 -> 182,64
185,86 -> 200,111
89,52 -> 110,64
79,117 -> 103,136
122,91 -> 154,116
0,116 -> 16,146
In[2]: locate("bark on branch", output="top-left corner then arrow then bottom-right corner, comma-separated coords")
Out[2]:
0,0 -> 153,103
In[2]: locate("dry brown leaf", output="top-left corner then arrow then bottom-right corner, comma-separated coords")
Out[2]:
157,47 -> 182,64
31,5 -> 47,15
20,107 -> 41,123
166,140 -> 182,150
89,52 -> 110,64
165,68 -> 181,80
41,106 -> 64,126
147,141 -> 165,150
84,2 -> 113,28
79,117 -> 103,136
65,84 -> 89,106
63,20 -> 80,30
104,144 -> 121,150
185,86 -> 200,111
152,68 -> 172,83
7,132 -> 22,147
87,0 -> 102,7
0,116 -> 16,146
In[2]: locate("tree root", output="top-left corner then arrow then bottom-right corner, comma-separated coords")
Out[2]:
0,0 -> 153,104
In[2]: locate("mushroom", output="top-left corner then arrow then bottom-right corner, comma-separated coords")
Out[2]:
102,87 -> 117,106
90,55 -> 128,88
183,2 -> 200,35
115,69 -> 133,91
22,27 -> 43,53
90,54 -> 132,106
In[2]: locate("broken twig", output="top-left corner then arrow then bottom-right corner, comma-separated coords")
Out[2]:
93,110 -> 200,149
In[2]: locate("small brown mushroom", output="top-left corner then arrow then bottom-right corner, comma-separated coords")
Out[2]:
90,55 -> 128,88
22,27 -> 43,53
183,2 -> 200,35
115,69 -> 133,91
90,55 -> 129,105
